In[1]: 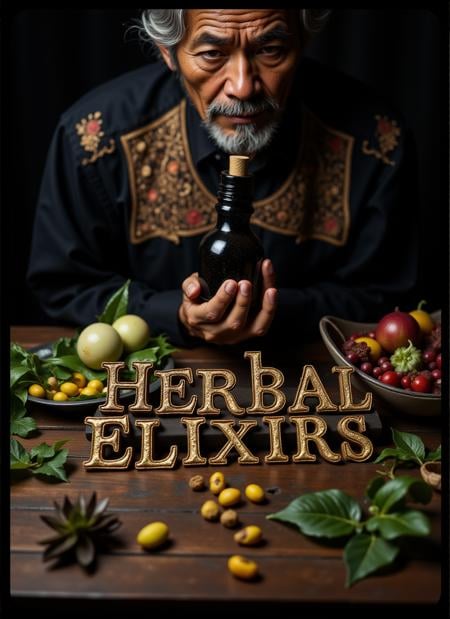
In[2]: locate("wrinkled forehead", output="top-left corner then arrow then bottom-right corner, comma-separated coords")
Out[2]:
184,9 -> 298,42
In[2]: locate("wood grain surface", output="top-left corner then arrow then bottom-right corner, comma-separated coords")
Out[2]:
9,326 -> 444,613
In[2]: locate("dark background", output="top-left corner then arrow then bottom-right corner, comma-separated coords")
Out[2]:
6,9 -> 444,324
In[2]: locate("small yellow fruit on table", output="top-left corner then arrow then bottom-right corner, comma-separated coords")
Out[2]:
136,521 -> 169,550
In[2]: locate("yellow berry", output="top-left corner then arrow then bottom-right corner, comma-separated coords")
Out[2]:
87,379 -> 104,392
60,382 -> 79,397
234,525 -> 263,546
28,384 -> 46,398
136,521 -> 169,549
200,500 -> 220,521
245,484 -> 265,504
228,555 -> 259,580
80,387 -> 99,397
53,391 -> 69,401
71,372 -> 87,388
209,471 -> 226,495
218,488 -> 241,507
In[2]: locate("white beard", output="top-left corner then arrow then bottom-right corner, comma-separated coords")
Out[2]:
204,119 -> 280,155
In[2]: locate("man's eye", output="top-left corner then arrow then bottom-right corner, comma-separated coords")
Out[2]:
199,50 -> 224,60
259,46 -> 285,56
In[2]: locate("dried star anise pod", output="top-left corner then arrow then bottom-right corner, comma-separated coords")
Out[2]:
39,493 -> 121,568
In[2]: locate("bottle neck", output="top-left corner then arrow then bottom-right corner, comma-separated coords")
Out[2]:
215,170 -> 254,228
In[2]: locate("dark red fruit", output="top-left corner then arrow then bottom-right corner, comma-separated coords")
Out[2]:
373,367 -> 383,378
378,356 -> 390,366
411,375 -> 431,393
436,353 -> 442,370
431,369 -> 441,381
428,361 -> 437,371
380,371 -> 400,387
368,331 -> 376,339
375,309 -> 421,353
380,361 -> 394,373
422,349 -> 436,364
360,362 -> 373,374
346,352 -> 359,364
401,375 -> 412,389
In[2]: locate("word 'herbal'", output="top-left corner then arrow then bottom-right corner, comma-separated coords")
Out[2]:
84,351 -> 374,470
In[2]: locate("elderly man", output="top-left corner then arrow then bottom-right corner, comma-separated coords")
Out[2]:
28,10 -> 418,347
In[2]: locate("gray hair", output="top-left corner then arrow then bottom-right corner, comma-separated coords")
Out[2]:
138,9 -> 330,57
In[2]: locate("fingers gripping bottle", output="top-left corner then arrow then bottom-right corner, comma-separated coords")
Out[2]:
198,155 -> 264,305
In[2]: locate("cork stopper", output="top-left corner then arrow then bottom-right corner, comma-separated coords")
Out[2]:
229,155 -> 249,176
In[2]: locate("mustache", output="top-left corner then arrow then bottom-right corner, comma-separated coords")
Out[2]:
206,96 -> 280,121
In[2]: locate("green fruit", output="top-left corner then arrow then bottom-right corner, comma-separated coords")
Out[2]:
76,322 -> 123,370
112,314 -> 150,353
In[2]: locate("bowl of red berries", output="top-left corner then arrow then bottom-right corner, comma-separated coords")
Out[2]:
319,304 -> 441,416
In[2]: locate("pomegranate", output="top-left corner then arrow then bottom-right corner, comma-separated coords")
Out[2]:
375,309 -> 421,353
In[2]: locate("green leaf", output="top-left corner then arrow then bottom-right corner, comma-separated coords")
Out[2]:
11,395 -> 37,437
150,334 -> 177,360
53,366 -> 72,381
97,279 -> 130,324
10,365 -> 34,389
365,476 -> 385,500
43,356 -> 106,381
124,346 -> 158,369
427,445 -> 441,462
392,429 -> 425,465
372,476 -> 432,514
10,438 -> 33,469
32,448 -> 69,482
30,442 -> 57,462
51,336 -> 78,357
344,533 -> 399,586
366,509 -> 430,539
267,489 -> 361,538
374,448 -> 402,464
10,342 -> 30,365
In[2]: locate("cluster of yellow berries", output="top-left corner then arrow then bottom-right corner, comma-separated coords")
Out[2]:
28,373 -> 105,401
136,472 -> 266,582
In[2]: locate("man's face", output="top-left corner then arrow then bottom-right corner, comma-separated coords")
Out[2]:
162,10 -> 302,154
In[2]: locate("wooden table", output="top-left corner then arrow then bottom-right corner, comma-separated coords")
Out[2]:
10,326 -> 443,613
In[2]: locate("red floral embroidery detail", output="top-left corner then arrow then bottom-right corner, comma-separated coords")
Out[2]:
185,209 -> 203,226
324,217 -> 338,233
328,136 -> 343,153
167,160 -> 179,175
75,110 -> 115,166
362,114 -> 400,166
86,119 -> 101,135
147,188 -> 158,202
377,117 -> 393,135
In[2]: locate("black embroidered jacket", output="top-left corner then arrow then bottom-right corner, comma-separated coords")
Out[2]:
27,57 -> 418,347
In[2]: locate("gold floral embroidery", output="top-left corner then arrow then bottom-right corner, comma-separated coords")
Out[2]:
75,111 -> 116,166
362,114 -> 400,166
120,100 -> 353,246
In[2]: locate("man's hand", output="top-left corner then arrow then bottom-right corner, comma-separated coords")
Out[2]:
178,259 -> 277,345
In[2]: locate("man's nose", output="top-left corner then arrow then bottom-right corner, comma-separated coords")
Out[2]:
223,53 -> 260,100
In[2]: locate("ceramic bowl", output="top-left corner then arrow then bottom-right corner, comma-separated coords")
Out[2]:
319,312 -> 441,417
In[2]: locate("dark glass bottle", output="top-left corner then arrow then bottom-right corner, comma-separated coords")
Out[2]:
198,155 -> 264,303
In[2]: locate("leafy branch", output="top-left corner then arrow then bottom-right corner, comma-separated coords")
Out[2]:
267,475 -> 432,586
268,429 -> 440,586
10,438 -> 68,482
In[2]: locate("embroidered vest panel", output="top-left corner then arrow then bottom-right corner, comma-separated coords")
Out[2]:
120,99 -> 353,246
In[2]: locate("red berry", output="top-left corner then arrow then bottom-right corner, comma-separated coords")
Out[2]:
373,367 -> 383,378
401,375 -> 411,389
436,353 -> 442,370
428,361 -> 437,371
431,369 -> 441,381
411,375 -> 431,393
360,362 -> 373,374
380,371 -> 400,387
378,356 -> 390,366
422,349 -> 436,363
346,352 -> 359,364
380,361 -> 394,372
